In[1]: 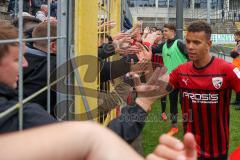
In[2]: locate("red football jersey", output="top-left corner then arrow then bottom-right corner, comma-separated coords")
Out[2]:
169,57 -> 240,159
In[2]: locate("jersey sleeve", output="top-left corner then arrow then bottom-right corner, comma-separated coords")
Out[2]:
169,65 -> 180,89
226,63 -> 240,92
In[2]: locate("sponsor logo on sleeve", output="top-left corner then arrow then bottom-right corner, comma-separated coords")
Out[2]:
233,67 -> 240,79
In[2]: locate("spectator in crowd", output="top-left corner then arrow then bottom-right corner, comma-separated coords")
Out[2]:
234,12 -> 237,21
142,26 -> 150,41
123,10 -> 133,30
35,4 -> 48,21
12,16 -> 41,47
230,30 -> 240,109
23,0 -> 32,13
31,0 -> 47,16
8,0 -> 33,16
35,4 -> 56,22
0,21 -> 57,133
50,0 -> 58,18
222,9 -> 225,21
7,0 -> 15,14
153,28 -> 164,46
22,21 -> 57,113
8,0 -> 52,17
151,27 -> 157,33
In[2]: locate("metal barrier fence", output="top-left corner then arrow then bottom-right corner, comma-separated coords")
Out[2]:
97,0 -> 121,125
0,0 -> 123,131
0,0 -> 70,129
211,44 -> 234,60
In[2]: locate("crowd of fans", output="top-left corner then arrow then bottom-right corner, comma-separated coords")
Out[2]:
7,0 -> 57,21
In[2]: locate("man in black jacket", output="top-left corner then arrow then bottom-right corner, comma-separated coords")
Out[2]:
0,22 -> 56,133
22,21 -> 57,112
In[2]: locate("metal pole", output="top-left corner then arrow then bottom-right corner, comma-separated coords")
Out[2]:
47,0 -> 51,114
166,0 -> 170,23
207,0 -> 211,23
56,0 -> 69,120
192,0 -> 195,19
176,0 -> 184,39
18,0 -> 24,131
0,37 -> 65,44
14,0 -> 18,17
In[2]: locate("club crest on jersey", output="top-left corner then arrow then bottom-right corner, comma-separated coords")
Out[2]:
212,77 -> 223,89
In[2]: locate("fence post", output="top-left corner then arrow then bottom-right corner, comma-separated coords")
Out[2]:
74,0 -> 98,121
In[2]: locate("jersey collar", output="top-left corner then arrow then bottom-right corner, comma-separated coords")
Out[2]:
192,56 -> 215,70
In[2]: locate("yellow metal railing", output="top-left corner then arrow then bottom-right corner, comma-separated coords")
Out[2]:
74,0 -> 99,121
74,0 -> 122,123
98,0 -> 122,125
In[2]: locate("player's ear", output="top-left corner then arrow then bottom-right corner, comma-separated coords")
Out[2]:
207,40 -> 212,48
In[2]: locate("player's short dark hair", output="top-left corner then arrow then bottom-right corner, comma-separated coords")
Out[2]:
163,24 -> 176,32
187,20 -> 212,40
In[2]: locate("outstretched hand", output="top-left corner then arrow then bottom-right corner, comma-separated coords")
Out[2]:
98,20 -> 116,31
135,42 -> 152,61
142,32 -> 158,46
113,37 -> 141,55
130,66 -> 173,112
146,133 -> 197,160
